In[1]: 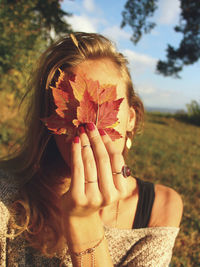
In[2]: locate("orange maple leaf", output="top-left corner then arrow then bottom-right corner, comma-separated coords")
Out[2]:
41,69 -> 124,141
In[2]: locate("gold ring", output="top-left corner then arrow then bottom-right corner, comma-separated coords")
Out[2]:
82,144 -> 90,149
112,171 -> 122,175
112,165 -> 131,178
85,180 -> 98,184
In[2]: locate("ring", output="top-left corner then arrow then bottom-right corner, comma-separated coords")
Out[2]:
85,180 -> 98,184
112,165 -> 131,178
82,144 -> 90,149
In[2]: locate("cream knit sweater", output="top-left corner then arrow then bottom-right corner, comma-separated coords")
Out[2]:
0,170 -> 179,266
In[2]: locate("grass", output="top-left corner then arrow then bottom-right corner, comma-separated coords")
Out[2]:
127,112 -> 200,266
0,109 -> 199,266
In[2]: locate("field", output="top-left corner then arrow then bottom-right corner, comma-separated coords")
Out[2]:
127,112 -> 200,266
0,108 -> 200,266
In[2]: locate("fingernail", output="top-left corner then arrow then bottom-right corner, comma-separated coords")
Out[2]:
79,126 -> 86,134
86,122 -> 95,131
98,128 -> 106,136
73,136 -> 79,143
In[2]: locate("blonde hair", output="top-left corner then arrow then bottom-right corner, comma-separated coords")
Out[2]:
0,32 -> 144,256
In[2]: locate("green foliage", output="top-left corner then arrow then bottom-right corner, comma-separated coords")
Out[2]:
0,126 -> 10,145
186,100 -> 200,117
0,0 -> 72,98
0,91 -> 24,158
33,0 -> 72,35
127,112 -> 200,266
0,0 -> 72,155
184,100 -> 200,125
157,0 -> 200,78
121,0 -> 158,44
173,100 -> 200,126
121,0 -> 200,77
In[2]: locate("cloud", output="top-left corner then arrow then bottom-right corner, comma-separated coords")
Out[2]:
138,84 -> 157,95
66,14 -> 97,33
123,50 -> 157,66
102,26 -> 131,43
135,82 -> 188,110
122,49 -> 157,75
83,0 -> 95,12
121,50 -> 187,109
157,0 -> 180,25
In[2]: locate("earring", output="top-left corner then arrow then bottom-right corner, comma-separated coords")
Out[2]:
126,137 -> 132,149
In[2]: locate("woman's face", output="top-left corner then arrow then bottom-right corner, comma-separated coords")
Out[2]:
54,59 -> 135,169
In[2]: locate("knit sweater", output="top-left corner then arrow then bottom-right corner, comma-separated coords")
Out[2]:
0,170 -> 179,266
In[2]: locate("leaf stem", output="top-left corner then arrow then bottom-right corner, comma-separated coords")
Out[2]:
96,87 -> 100,126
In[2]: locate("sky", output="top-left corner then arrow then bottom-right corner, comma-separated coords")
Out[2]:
61,0 -> 200,111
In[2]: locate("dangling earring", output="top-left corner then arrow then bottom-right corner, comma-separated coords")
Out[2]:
126,137 -> 132,149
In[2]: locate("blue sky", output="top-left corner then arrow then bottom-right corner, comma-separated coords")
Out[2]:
61,0 -> 200,110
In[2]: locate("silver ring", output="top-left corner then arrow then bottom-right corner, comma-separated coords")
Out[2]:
85,180 -> 98,184
82,144 -> 90,149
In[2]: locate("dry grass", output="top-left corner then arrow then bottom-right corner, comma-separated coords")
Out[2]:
127,112 -> 200,266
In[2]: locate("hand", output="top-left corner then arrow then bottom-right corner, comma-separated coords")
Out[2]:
61,122 -> 128,218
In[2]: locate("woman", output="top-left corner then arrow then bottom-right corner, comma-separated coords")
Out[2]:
0,32 -> 183,266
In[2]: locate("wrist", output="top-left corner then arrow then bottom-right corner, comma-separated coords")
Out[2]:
64,212 -> 104,251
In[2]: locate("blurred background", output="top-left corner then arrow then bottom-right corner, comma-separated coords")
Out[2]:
0,0 -> 199,266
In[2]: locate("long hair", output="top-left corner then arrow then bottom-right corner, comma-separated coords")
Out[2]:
0,32 -> 144,256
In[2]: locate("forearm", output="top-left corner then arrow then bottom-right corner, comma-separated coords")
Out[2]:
64,213 -> 113,267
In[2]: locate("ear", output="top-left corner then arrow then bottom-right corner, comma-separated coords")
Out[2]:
126,107 -> 136,132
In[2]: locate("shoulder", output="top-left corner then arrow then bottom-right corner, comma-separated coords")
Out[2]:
149,183 -> 183,227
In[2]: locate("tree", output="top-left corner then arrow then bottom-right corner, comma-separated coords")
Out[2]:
121,0 -> 200,78
0,0 -> 72,152
0,0 -> 72,97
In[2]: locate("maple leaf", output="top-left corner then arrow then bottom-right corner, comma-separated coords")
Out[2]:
70,75 -> 117,105
69,73 -> 99,102
53,69 -> 75,97
76,90 -> 97,125
41,69 -> 124,141
41,111 -> 74,135
89,83 -> 117,105
96,98 -> 124,129
51,87 -> 69,110
51,69 -> 78,115
103,127 -> 123,141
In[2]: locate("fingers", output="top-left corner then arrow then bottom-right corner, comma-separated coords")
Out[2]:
70,122 -> 127,209
84,123 -> 126,201
70,136 -> 86,199
85,124 -> 117,194
96,129 -> 127,196
78,126 -> 101,201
